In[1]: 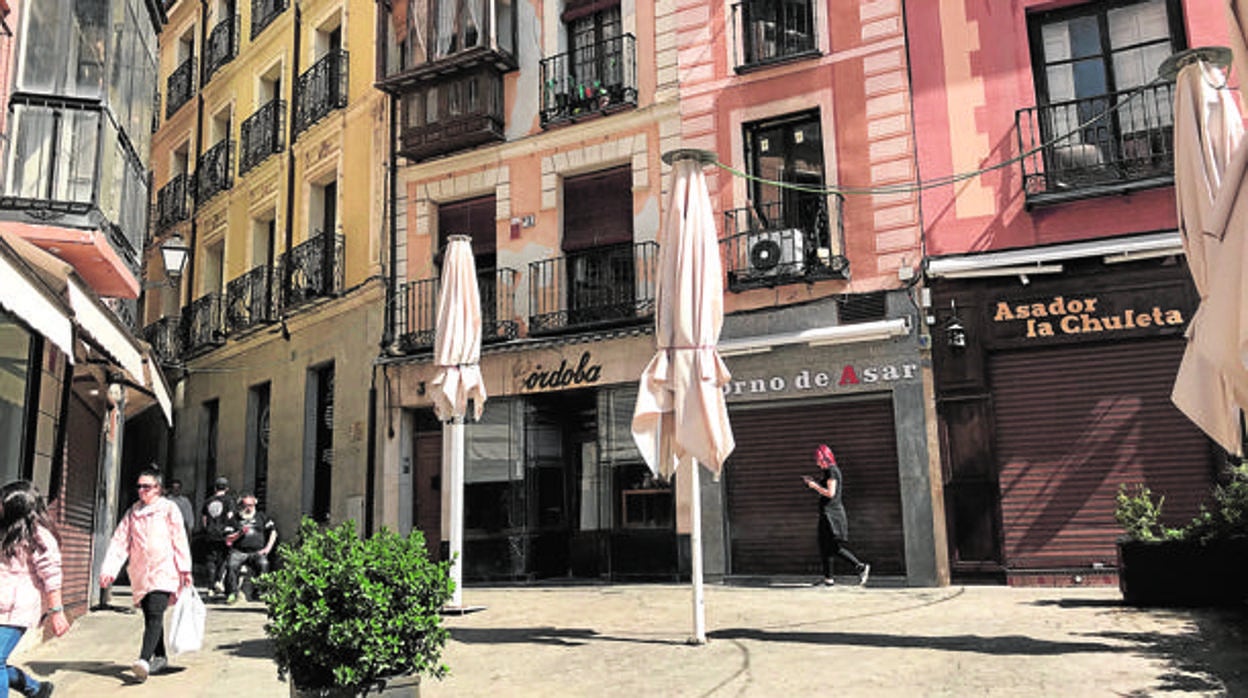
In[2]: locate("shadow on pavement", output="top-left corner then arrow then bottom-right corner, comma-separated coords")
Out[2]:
1027,597 -> 1129,609
707,628 -> 1117,655
25,660 -> 132,683
450,627 -> 686,647
216,637 -> 275,659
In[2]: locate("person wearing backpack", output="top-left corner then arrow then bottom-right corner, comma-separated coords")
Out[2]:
199,478 -> 235,596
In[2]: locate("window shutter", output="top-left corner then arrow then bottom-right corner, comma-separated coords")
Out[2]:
562,0 -> 620,23
438,195 -> 497,258
563,166 -> 632,251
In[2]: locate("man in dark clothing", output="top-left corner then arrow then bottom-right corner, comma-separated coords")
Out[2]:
803,444 -> 870,587
200,477 -> 236,595
223,492 -> 277,604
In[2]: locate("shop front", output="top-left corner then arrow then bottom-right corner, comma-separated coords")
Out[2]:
930,246 -> 1217,586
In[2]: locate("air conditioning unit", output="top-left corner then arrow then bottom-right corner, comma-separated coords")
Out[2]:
740,229 -> 804,281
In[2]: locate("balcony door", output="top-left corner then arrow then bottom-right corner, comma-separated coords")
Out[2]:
438,195 -> 497,328
566,3 -> 622,99
563,166 -> 634,326
744,110 -> 826,257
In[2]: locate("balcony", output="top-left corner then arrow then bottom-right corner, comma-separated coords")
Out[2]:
529,242 -> 657,335
196,140 -> 233,206
251,0 -> 288,40
155,174 -> 192,233
293,50 -> 348,136
732,0 -> 818,72
397,68 -> 504,162
540,34 -> 637,128
225,264 -> 277,334
278,230 -> 343,311
1016,83 -> 1176,207
722,195 -> 848,292
142,316 -> 183,367
394,267 -> 519,353
378,0 -> 517,91
166,56 -> 195,118
182,293 -> 226,356
202,15 -> 239,85
239,99 -> 285,175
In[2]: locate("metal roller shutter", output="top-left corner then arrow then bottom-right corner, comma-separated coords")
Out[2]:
55,393 -> 101,617
726,398 -> 906,576
991,338 -> 1215,571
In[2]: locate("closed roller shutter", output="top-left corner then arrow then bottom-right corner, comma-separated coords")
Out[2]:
991,338 -> 1215,571
726,398 -> 905,576
55,393 -> 101,617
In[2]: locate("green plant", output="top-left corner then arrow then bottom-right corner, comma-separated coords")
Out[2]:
1182,464 -> 1248,544
257,518 -> 454,693
1115,484 -> 1168,542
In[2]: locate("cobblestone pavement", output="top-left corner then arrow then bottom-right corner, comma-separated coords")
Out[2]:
14,584 -> 1248,697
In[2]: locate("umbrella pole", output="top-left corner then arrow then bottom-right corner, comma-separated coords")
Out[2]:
446,417 -> 465,609
689,458 -> 706,645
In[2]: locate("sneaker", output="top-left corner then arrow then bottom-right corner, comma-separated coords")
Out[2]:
858,563 -> 871,587
814,578 -> 835,588
226,593 -> 239,605
33,681 -> 54,697
132,659 -> 150,683
150,656 -> 168,674
212,580 -> 225,594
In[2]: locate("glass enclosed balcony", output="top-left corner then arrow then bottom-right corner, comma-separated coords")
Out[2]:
397,68 -> 504,161
378,0 -> 517,89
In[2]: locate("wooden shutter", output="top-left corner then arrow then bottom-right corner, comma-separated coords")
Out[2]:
991,338 -> 1215,571
726,398 -> 906,576
438,195 -> 497,258
563,166 -> 633,251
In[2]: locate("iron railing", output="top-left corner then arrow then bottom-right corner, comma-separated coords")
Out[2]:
225,264 -> 277,334
202,15 -> 239,85
251,0 -> 288,40
152,88 -> 161,133
1016,83 -> 1175,205
182,293 -> 226,355
155,174 -> 191,233
731,0 -> 817,70
294,49 -> 348,136
393,267 -> 519,353
166,56 -> 195,118
540,34 -> 637,127
529,241 -> 657,334
142,316 -> 183,366
239,99 -> 286,175
722,195 -> 848,291
196,140 -> 233,206
278,229 -> 344,311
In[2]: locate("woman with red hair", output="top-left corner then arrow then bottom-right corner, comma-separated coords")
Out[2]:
803,445 -> 870,587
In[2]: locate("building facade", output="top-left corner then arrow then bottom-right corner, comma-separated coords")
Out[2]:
145,0 -> 386,538
908,0 -> 1230,585
0,0 -> 172,619
375,0 -> 946,586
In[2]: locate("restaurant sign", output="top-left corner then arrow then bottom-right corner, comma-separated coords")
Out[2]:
992,293 -> 1187,342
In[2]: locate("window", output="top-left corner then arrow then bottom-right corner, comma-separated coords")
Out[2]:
743,110 -> 829,253
0,315 -> 36,483
246,382 -> 271,509
568,4 -> 621,97
4,104 -> 100,204
16,0 -> 107,98
738,0 -> 816,68
1023,0 -> 1183,195
309,178 -> 338,237
563,166 -> 635,323
438,195 -> 496,271
306,363 -> 334,523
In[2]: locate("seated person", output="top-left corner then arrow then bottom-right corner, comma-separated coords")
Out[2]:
222,492 -> 277,604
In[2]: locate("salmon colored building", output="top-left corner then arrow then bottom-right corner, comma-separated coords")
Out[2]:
909,0 -> 1232,585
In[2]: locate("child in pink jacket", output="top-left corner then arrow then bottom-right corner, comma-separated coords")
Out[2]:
0,481 -> 69,698
99,466 -> 193,683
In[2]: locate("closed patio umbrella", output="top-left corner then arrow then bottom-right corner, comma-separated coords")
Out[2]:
432,235 -> 486,609
633,149 -> 735,644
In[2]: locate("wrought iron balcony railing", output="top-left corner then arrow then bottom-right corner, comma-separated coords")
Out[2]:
277,229 -> 344,311
166,56 -> 195,118
1016,83 -> 1175,206
152,89 -> 161,134
196,140 -> 233,206
155,174 -> 191,233
225,264 -> 277,334
183,293 -> 226,356
239,99 -> 286,175
731,0 -> 818,71
394,267 -> 519,353
202,15 -> 239,85
251,0 -> 288,40
722,195 -> 848,291
529,242 -> 657,335
142,316 -> 183,366
540,34 -> 637,128
294,49 -> 348,136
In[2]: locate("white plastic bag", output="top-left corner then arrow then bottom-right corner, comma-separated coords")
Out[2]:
168,586 -> 206,655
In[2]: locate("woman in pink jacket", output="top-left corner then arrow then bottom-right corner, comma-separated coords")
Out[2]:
99,466 -> 192,683
0,481 -> 69,698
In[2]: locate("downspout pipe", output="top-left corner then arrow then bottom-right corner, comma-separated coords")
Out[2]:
281,3 -> 302,339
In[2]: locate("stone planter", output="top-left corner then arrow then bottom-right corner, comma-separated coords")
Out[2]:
1117,537 -> 1248,607
290,674 -> 420,698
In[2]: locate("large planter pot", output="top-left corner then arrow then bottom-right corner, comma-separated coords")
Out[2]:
290,674 -> 420,698
1117,537 -> 1248,607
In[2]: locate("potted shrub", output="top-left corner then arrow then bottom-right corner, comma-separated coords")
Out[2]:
1115,465 -> 1248,607
257,518 -> 454,697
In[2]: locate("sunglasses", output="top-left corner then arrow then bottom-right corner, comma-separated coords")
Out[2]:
137,484 -> 158,490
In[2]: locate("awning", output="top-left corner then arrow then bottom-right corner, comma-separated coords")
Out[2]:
927,231 -> 1184,278
0,237 -> 75,359
718,317 -> 912,357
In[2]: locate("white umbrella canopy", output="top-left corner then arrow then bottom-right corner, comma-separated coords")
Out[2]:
1171,58 -> 1246,453
633,150 -> 735,644
432,235 -> 486,610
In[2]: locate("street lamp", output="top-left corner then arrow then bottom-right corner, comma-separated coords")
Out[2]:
159,234 -> 190,278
